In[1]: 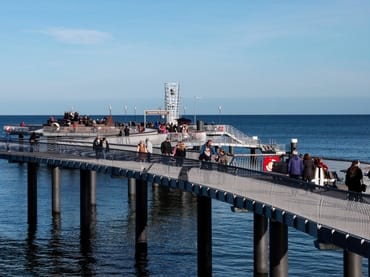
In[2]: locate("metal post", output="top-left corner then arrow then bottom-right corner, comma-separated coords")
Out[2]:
27,162 -> 38,226
270,220 -> 288,277
51,166 -> 61,216
135,178 -> 148,263
251,148 -> 257,170
254,213 -> 268,276
290,138 -> 298,153
228,146 -> 234,156
344,250 -> 362,277
197,195 -> 212,277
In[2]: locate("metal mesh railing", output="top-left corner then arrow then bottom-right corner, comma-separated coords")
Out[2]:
1,137 -> 370,240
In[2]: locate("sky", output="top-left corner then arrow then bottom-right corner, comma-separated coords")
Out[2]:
1,0 -> 369,115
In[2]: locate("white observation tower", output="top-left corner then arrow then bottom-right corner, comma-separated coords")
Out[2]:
164,82 -> 180,125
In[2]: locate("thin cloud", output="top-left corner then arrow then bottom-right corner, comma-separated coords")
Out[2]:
41,27 -> 112,45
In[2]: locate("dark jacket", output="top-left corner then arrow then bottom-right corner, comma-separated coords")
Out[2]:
302,158 -> 315,181
345,166 -> 363,192
161,140 -> 172,155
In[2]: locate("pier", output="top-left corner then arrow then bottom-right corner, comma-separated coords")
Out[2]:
1,139 -> 370,276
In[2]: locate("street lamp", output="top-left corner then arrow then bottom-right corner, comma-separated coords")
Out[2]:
193,96 -> 201,124
218,105 -> 222,123
134,106 -> 137,122
124,105 -> 128,123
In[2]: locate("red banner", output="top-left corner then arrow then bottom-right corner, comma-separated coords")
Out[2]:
263,155 -> 280,172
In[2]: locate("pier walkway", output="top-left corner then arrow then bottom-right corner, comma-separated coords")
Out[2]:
0,139 -> 370,276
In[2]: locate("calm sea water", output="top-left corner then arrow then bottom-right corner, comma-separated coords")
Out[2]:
0,114 -> 369,276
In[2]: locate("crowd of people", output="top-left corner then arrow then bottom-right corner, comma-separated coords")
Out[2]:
287,149 -> 369,199
89,134 -> 369,199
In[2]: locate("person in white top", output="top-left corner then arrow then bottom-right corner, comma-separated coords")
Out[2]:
145,138 -> 153,162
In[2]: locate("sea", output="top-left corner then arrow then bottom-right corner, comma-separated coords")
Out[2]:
0,114 -> 369,276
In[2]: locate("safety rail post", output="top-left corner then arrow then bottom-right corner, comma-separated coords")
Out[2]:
197,195 -> 212,277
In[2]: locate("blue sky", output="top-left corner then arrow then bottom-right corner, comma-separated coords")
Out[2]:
1,1 -> 369,115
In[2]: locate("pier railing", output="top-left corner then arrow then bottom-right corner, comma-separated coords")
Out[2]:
1,137 -> 369,203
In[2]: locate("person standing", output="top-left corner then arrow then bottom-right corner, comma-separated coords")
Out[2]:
101,137 -> 109,159
160,137 -> 172,164
173,141 -> 186,166
29,132 -> 38,152
302,153 -> 315,182
93,136 -> 101,159
345,160 -> 365,196
314,157 -> 329,175
137,140 -> 147,162
199,139 -> 217,161
287,150 -> 303,179
145,138 -> 153,162
160,137 -> 172,155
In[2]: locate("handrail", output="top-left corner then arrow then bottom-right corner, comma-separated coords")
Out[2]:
1,137 -> 369,204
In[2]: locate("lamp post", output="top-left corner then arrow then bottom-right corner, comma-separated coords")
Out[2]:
218,105 -> 222,123
193,96 -> 201,124
124,105 -> 128,123
134,106 -> 137,123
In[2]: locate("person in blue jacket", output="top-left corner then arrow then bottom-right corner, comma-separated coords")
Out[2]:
288,150 -> 303,179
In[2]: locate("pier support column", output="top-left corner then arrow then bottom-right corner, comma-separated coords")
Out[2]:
135,179 -> 148,264
27,162 -> 38,227
270,220 -> 288,277
80,170 -> 96,239
344,250 -> 362,277
254,213 -> 268,276
51,166 -> 61,216
197,196 -> 212,277
128,178 -> 136,196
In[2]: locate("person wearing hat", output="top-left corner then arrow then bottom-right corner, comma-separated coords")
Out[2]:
287,150 -> 303,179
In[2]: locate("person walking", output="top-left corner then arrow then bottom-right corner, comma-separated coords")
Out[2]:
160,137 -> 172,155
145,138 -> 153,162
137,140 -> 147,162
101,137 -> 110,159
29,132 -> 38,152
302,153 -> 315,182
93,136 -> 102,159
199,139 -> 217,161
345,160 -> 365,200
287,150 -> 303,179
160,137 -> 172,164
173,141 -> 186,166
